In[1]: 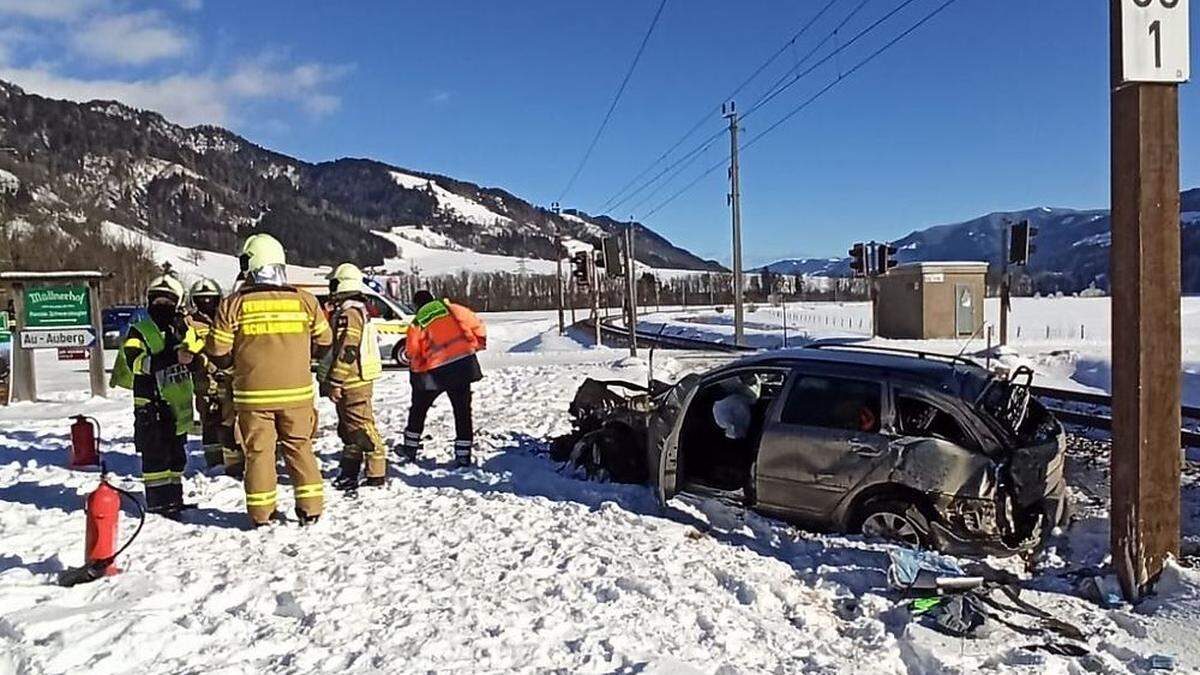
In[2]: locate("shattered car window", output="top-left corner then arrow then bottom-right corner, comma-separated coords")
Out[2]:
781,376 -> 882,433
896,394 -> 978,451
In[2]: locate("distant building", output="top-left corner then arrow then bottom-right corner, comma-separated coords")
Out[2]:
875,262 -> 988,339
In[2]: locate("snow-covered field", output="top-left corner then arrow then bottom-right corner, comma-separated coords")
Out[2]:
637,296 -> 1200,406
2,309 -> 1200,674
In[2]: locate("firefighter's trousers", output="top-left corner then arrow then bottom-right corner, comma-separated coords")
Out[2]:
237,406 -> 323,524
336,384 -> 387,479
134,401 -> 186,511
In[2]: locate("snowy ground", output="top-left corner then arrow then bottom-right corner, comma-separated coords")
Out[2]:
2,309 -> 1200,674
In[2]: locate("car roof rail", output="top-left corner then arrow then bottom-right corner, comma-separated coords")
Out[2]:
803,342 -> 981,368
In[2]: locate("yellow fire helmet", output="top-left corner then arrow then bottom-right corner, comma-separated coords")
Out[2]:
189,277 -> 223,299
239,233 -> 286,273
147,274 -> 186,307
327,262 -> 364,296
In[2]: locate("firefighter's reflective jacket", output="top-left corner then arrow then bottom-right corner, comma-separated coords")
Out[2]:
405,299 -> 486,374
317,298 -> 382,390
207,284 -> 333,410
110,317 -> 197,436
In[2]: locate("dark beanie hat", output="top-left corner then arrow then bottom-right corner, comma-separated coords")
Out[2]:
414,290 -> 435,307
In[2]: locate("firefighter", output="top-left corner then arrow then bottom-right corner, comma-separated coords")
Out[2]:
110,274 -> 201,515
207,234 -> 333,526
186,278 -> 241,475
401,289 -> 487,467
320,263 -> 387,491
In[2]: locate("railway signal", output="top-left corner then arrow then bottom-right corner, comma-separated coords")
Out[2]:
1009,220 -> 1037,266
875,242 -> 898,275
571,251 -> 592,289
849,242 -> 869,278
602,236 -> 624,278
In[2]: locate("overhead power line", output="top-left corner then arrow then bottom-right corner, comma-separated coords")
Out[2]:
557,0 -> 669,204
641,0 -> 963,221
604,0 -> 885,219
593,0 -> 844,215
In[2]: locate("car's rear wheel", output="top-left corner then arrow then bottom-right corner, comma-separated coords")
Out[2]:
859,499 -> 930,548
392,339 -> 409,369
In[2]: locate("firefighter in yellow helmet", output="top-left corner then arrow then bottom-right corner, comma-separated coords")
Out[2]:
185,277 -> 241,475
320,263 -> 387,492
110,274 -> 203,515
206,234 -> 333,526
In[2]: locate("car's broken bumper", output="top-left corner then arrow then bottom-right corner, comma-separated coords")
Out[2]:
927,479 -> 1067,556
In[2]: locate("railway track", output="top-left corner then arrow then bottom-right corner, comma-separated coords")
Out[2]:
587,317 -> 1200,448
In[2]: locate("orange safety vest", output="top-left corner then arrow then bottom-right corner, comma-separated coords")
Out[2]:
406,300 -> 486,373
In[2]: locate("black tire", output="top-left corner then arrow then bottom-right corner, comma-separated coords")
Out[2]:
857,499 -> 932,549
392,339 -> 410,369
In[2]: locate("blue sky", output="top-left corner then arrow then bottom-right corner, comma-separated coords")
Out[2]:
0,1 -> 1196,265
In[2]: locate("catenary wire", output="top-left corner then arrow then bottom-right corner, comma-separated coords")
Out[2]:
593,0 -> 844,215
640,0 -> 962,221
557,0 -> 669,203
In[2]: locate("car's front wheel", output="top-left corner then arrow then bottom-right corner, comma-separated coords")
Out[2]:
392,339 -> 410,369
858,499 -> 931,548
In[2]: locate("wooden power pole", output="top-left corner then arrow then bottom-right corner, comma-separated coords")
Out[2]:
1109,0 -> 1188,601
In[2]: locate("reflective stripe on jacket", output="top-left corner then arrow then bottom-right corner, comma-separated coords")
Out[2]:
405,300 -> 486,374
207,285 -> 333,410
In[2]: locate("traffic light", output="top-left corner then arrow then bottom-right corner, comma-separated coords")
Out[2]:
849,242 -> 869,278
875,242 -> 898,275
1009,220 -> 1037,266
571,250 -> 592,288
602,236 -> 624,278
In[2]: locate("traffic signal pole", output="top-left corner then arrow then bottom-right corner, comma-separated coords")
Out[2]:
553,202 -> 565,335
1000,226 -> 1010,346
1109,0 -> 1184,601
625,221 -> 638,357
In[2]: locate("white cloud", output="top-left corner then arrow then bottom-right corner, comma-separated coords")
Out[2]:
428,90 -> 452,105
70,11 -> 191,65
0,56 -> 351,127
0,0 -> 97,21
178,0 -> 202,10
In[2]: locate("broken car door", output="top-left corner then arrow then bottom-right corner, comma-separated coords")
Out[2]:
756,372 -> 890,519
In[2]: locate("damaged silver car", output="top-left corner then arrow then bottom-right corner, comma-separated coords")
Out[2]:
556,344 -> 1068,556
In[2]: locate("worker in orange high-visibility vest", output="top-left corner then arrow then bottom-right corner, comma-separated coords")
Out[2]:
402,290 -> 486,468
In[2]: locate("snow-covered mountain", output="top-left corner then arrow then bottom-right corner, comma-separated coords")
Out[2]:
762,189 -> 1200,293
0,79 -> 722,273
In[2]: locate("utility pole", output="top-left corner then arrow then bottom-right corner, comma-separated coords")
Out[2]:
552,202 -> 565,334
625,219 -> 638,356
724,101 -> 745,347
1109,0 -> 1187,601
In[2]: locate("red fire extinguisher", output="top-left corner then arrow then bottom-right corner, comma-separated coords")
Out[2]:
58,468 -> 145,587
69,415 -> 101,468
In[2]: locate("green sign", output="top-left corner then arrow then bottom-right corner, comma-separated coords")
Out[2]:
0,311 -> 9,343
24,284 -> 91,328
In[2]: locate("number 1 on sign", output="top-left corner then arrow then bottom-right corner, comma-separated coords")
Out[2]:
1149,20 -> 1162,68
